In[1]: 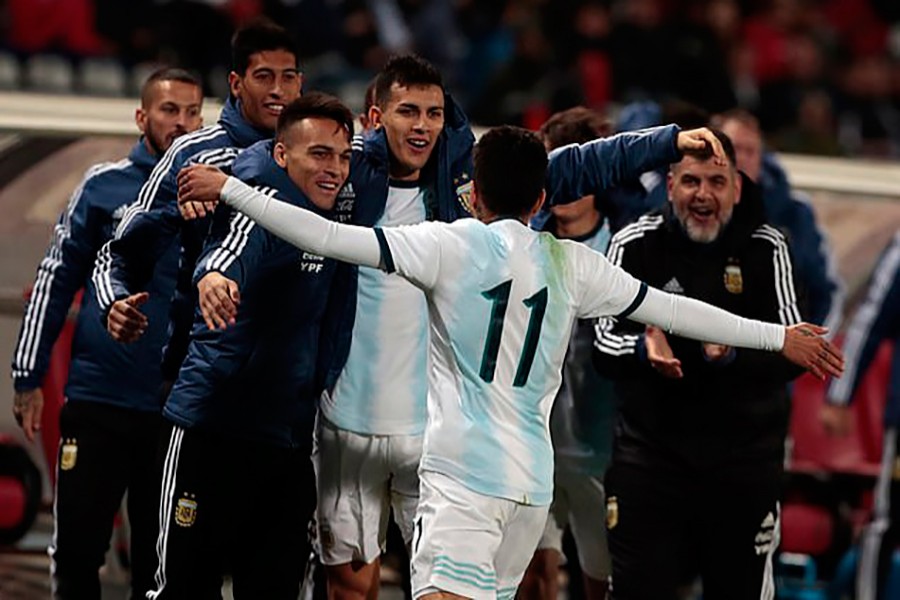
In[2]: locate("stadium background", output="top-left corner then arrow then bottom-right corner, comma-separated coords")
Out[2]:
0,0 -> 899,597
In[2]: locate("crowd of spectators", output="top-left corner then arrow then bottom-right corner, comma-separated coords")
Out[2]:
3,0 -> 900,158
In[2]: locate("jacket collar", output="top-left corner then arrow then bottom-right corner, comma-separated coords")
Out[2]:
128,138 -> 158,172
219,96 -> 273,148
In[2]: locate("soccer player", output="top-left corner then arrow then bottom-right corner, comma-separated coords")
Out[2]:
92,19 -> 301,357
10,68 -> 203,600
177,125 -> 843,600
147,93 -> 353,599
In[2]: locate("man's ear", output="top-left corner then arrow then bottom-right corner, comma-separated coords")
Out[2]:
135,108 -> 147,135
733,170 -> 743,205
273,141 -> 288,169
228,71 -> 241,100
368,104 -> 384,130
667,170 -> 675,204
528,189 -> 547,220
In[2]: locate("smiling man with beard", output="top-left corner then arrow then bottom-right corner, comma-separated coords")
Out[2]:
593,129 -> 812,599
11,68 -> 203,600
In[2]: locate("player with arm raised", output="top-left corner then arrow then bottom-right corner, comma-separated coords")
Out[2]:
178,126 -> 843,600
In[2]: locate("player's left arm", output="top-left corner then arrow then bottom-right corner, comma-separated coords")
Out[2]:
572,244 -> 843,379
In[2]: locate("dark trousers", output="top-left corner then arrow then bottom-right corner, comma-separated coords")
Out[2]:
605,459 -> 782,600
51,400 -> 162,600
148,422 -> 316,600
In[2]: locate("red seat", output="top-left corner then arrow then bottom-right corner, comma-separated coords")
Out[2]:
787,341 -> 892,477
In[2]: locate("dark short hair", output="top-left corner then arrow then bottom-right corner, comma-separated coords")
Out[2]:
374,54 -> 443,108
140,67 -> 201,106
540,107 -> 612,151
276,92 -> 354,144
231,18 -> 299,76
475,126 -> 547,217
676,128 -> 738,169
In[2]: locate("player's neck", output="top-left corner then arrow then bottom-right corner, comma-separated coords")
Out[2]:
554,211 -> 600,239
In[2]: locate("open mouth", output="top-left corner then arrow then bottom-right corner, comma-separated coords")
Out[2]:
407,138 -> 430,153
264,103 -> 285,116
316,181 -> 340,192
689,206 -> 715,222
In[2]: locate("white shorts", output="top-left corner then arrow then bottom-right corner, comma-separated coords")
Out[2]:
411,470 -> 548,600
312,415 -> 422,565
536,470 -> 611,581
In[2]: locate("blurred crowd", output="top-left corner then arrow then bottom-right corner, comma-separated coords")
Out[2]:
3,0 -> 900,158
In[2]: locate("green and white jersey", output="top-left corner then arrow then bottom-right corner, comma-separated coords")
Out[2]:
379,218 -> 644,506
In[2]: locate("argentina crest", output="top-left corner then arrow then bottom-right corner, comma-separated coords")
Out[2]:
175,493 -> 198,527
454,172 -> 473,215
60,438 -> 78,471
724,259 -> 743,294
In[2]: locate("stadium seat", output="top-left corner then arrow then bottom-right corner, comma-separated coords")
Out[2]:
78,58 -> 126,96
788,342 -> 892,477
24,54 -> 74,93
0,52 -> 21,90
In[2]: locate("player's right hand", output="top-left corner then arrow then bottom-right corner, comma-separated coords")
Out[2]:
197,272 -> 240,330
107,292 -> 149,342
177,164 -> 228,220
12,388 -> 43,442
781,323 -> 844,380
645,325 -> 683,378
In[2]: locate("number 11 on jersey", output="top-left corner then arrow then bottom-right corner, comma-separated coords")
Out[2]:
479,280 -> 548,387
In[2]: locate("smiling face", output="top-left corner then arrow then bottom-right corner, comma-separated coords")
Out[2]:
274,117 -> 352,211
668,155 -> 742,244
230,49 -> 302,132
369,83 -> 445,181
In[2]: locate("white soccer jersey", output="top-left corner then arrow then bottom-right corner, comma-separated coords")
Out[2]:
320,183 -> 431,435
380,218 -> 643,506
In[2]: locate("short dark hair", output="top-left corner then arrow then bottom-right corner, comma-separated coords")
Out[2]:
231,18 -> 299,76
276,92 -> 354,144
474,126 -> 548,217
677,128 -> 738,169
540,107 -> 612,151
374,54 -> 443,108
140,67 -> 201,106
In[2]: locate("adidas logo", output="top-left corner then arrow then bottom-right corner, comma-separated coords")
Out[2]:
338,183 -> 355,199
662,277 -> 684,294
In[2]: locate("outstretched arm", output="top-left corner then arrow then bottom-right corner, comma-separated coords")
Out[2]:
628,286 -> 843,379
179,165 -> 383,269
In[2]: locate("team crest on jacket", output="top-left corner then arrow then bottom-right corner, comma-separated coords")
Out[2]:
454,172 -> 473,215
724,260 -> 743,294
175,493 -> 198,527
606,495 -> 619,529
60,438 -> 77,471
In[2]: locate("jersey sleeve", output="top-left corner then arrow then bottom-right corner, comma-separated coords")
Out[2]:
194,188 -> 278,288
91,152 -> 183,317
571,242 -> 646,319
12,171 -> 108,390
827,233 -> 900,406
377,221 -> 445,290
544,125 -> 681,208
